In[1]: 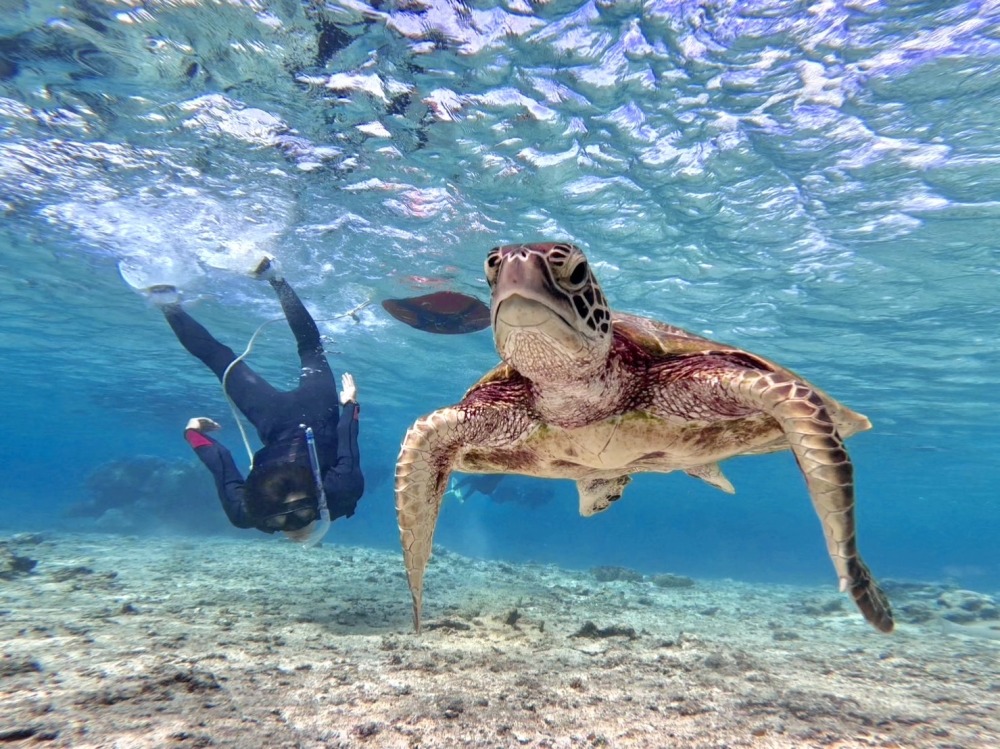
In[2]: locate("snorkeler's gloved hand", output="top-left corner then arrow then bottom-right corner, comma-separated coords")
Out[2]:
185,417 -> 222,433
340,373 -> 357,405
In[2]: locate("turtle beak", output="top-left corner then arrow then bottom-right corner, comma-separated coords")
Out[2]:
491,252 -> 590,367
491,251 -> 568,328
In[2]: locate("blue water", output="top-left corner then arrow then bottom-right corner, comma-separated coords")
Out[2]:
1,0 -> 997,594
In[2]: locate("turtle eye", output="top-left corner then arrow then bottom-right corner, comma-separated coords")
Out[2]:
484,248 -> 502,285
566,258 -> 589,288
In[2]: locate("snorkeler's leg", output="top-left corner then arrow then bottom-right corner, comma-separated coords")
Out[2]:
161,304 -> 279,425
162,304 -> 237,377
269,278 -> 335,383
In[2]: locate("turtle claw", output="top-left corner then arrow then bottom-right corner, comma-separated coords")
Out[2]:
846,558 -> 894,633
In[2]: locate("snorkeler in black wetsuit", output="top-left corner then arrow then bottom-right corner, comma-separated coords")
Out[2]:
147,258 -> 363,545
446,474 -> 504,502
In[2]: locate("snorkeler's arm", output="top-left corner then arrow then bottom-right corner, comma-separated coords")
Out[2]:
184,428 -> 256,529
323,401 -> 364,519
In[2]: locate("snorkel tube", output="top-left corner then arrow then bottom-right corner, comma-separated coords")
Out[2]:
295,424 -> 331,548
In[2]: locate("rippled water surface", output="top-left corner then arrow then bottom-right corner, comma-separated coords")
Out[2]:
1,0 -> 998,589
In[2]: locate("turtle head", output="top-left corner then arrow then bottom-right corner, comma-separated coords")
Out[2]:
485,242 -> 612,382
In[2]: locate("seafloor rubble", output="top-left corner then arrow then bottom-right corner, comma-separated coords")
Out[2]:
1,532 -> 998,748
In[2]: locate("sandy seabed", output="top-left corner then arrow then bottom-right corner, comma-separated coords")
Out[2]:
1,532 -> 998,749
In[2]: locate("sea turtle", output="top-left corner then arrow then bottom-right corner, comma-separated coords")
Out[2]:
395,242 -> 893,634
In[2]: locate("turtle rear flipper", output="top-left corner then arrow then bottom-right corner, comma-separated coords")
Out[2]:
685,463 -> 735,494
577,475 -> 632,516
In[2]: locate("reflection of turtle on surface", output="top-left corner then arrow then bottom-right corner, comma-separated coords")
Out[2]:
395,243 -> 893,634
382,291 -> 490,334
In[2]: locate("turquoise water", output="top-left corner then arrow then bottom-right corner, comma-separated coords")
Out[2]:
1,0 -> 997,593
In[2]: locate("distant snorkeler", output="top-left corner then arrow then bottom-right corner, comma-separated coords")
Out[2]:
444,473 -> 504,503
136,257 -> 364,547
444,474 -> 555,508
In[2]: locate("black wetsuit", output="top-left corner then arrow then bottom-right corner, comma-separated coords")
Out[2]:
164,278 -> 363,531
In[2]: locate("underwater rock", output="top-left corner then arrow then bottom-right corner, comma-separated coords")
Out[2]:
49,565 -> 94,583
0,726 -> 54,743
93,509 -> 135,533
8,533 -> 43,546
898,602 -> 937,624
67,456 -> 232,535
0,654 -> 42,677
936,589 -> 999,623
873,579 -> 999,626
570,621 -> 637,640
799,597 -> 845,616
0,547 -> 37,579
590,565 -> 644,583
650,572 -> 695,588
424,618 -> 472,632
351,722 -> 383,738
881,579 -> 941,596
772,629 -> 801,641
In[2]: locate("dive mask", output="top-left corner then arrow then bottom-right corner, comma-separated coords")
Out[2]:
258,498 -> 318,532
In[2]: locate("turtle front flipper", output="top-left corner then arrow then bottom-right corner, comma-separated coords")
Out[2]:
395,409 -> 456,634
395,402 -> 535,633
729,369 -> 894,633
